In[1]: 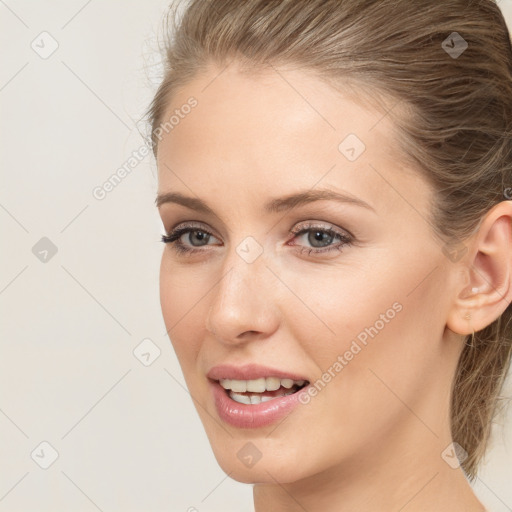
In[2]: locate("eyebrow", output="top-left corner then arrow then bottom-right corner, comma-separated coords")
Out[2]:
155,189 -> 376,214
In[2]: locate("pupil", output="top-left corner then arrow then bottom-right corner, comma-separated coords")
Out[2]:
191,231 -> 209,246
309,230 -> 332,247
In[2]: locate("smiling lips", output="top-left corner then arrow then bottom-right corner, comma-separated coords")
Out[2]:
207,364 -> 311,427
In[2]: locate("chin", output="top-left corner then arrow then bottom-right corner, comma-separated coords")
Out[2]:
208,441 -> 316,485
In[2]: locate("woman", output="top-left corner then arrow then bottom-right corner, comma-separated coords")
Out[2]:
147,0 -> 512,510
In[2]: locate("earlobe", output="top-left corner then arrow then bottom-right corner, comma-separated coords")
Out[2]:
446,201 -> 512,336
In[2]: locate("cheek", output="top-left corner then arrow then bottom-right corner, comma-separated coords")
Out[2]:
277,255 -> 403,365
159,255 -> 205,371
283,255 -> 445,445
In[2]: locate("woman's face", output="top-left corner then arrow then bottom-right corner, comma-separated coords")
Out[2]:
156,62 -> 462,483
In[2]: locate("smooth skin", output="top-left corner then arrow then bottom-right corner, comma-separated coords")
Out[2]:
156,61 -> 512,512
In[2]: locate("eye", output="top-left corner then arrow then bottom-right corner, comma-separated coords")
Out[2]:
160,222 -> 220,256
161,221 -> 353,257
287,222 -> 353,255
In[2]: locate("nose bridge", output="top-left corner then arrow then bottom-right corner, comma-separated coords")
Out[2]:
206,239 -> 279,342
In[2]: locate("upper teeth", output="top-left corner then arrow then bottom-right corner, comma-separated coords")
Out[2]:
219,377 -> 306,393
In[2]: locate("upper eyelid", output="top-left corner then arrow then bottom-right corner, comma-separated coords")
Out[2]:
166,220 -> 348,233
168,222 -> 220,238
292,221 -> 353,238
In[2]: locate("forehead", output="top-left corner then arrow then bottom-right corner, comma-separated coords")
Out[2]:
156,62 -> 428,219
158,62 -> 395,150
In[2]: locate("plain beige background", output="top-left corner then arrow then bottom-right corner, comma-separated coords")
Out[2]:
1,1 -> 512,511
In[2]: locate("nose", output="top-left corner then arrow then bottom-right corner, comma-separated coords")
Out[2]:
205,248 -> 280,345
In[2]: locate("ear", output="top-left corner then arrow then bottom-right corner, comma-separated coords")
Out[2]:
446,200 -> 512,336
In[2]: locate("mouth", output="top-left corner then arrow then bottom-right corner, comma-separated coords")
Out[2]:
207,365 -> 312,428
214,377 -> 310,405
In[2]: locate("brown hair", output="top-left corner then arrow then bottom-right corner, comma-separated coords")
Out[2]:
147,0 -> 512,480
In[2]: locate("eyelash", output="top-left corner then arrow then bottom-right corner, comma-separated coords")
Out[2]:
160,221 -> 353,257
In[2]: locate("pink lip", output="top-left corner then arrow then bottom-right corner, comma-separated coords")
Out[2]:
206,363 -> 309,381
206,364 -> 310,429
